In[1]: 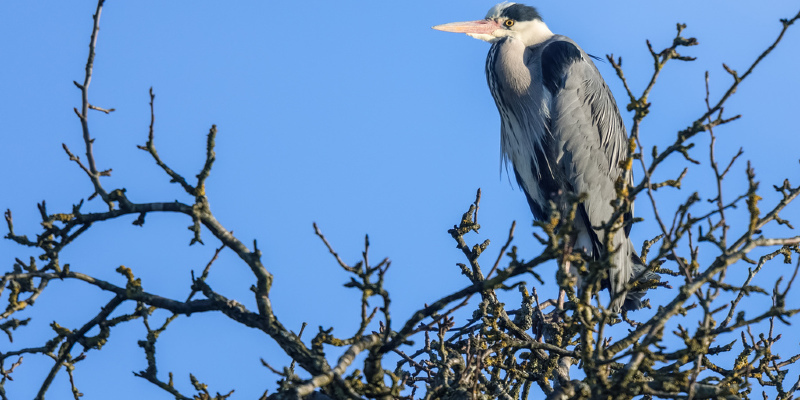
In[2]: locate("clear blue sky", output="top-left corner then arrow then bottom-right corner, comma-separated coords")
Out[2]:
1,1 -> 799,398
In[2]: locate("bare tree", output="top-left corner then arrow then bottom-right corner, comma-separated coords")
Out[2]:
2,1 -> 800,399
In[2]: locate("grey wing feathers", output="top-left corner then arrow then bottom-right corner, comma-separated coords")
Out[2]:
541,39 -> 629,190
540,38 -> 630,241
540,40 -> 582,94
539,37 -> 635,310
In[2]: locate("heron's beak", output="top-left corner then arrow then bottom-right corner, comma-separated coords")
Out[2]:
432,19 -> 501,35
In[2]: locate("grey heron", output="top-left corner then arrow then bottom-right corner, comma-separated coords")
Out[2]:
434,2 -> 656,311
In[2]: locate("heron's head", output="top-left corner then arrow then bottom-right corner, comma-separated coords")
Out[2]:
433,2 -> 553,46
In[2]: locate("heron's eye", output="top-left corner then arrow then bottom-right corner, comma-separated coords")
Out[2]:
504,19 -> 515,27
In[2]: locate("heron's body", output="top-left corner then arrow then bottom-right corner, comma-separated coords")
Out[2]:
434,2 -> 654,311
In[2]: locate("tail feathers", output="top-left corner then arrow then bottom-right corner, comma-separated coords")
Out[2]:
621,258 -> 660,311
606,238 -> 660,312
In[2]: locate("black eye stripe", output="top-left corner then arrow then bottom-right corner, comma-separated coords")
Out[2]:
501,4 -> 541,22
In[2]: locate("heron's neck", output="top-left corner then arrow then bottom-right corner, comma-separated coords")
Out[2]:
493,38 -> 532,95
519,19 -> 554,47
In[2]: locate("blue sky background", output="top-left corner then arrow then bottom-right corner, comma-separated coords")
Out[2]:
1,1 -> 799,399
